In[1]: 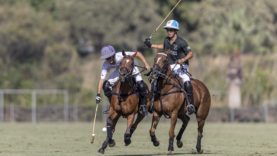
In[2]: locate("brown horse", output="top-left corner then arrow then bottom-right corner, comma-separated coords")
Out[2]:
98,51 -> 149,154
148,52 -> 211,154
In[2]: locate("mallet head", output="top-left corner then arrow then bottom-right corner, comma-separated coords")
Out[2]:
91,134 -> 96,144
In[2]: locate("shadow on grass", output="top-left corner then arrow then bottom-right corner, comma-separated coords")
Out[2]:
108,151 -> 217,156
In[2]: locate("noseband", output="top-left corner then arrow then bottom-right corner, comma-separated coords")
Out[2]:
150,53 -> 169,80
119,57 -> 134,81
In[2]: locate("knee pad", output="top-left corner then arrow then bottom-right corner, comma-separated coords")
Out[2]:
103,80 -> 112,97
137,81 -> 147,96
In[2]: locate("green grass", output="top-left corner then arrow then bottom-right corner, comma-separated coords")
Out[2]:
1,121 -> 277,156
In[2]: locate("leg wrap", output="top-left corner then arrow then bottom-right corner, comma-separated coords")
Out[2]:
106,118 -> 113,141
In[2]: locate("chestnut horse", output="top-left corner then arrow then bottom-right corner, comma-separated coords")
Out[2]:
98,51 -> 149,154
148,52 -> 211,154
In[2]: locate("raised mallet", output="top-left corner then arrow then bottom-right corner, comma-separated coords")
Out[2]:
149,0 -> 182,39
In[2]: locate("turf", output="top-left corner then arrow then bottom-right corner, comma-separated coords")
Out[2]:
1,120 -> 277,156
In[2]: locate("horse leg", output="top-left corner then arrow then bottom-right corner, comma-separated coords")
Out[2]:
109,113 -> 120,147
176,114 -> 190,148
149,111 -> 160,147
98,111 -> 119,154
196,117 -> 205,154
168,113 -> 178,154
124,113 -> 135,146
130,113 -> 145,137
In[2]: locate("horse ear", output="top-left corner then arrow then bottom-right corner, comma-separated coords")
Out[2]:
122,50 -> 126,56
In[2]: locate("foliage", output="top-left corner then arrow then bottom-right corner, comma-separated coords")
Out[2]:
54,0 -> 162,51
0,3 -> 75,88
155,0 -> 277,55
189,0 -> 277,55
0,0 -> 276,107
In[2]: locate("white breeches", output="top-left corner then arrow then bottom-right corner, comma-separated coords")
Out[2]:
170,64 -> 190,82
107,67 -> 142,86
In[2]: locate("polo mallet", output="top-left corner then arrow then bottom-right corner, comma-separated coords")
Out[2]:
90,103 -> 99,144
149,0 -> 183,39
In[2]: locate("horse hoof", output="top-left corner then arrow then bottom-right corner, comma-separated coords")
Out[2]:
177,140 -> 183,148
98,148 -> 105,154
168,150 -> 173,155
109,140 -> 116,147
197,149 -> 203,154
153,141 -> 160,147
168,145 -> 174,152
196,145 -> 203,153
125,139 -> 131,146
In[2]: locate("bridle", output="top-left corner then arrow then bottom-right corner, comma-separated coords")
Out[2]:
119,56 -> 135,82
148,52 -> 185,118
149,53 -> 170,81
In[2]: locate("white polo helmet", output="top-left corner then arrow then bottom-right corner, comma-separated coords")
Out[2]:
164,20 -> 179,30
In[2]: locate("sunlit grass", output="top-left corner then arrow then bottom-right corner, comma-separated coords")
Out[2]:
0,121 -> 277,156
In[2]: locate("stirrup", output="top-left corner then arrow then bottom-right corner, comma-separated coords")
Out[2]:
187,104 -> 195,115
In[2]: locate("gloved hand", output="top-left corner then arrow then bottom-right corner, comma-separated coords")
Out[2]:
144,38 -> 152,48
96,93 -> 101,104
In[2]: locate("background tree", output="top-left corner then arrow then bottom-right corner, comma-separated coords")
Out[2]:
54,0 -> 162,51
0,0 -> 276,106
0,3 -> 76,89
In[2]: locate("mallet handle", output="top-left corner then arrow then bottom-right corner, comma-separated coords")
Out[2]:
90,103 -> 99,144
149,0 -> 182,39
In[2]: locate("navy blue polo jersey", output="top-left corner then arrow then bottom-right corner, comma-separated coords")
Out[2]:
163,36 -> 192,65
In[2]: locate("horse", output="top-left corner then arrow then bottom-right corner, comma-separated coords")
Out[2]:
148,52 -> 211,154
98,51 -> 149,154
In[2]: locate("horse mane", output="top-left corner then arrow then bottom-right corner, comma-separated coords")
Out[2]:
153,53 -> 183,90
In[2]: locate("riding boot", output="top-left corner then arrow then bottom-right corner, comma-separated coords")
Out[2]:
103,80 -> 112,113
137,81 -> 148,116
184,81 -> 195,115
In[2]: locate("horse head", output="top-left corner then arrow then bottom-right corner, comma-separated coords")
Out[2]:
119,50 -> 135,82
150,52 -> 169,81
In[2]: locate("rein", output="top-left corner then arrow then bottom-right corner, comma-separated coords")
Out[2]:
149,55 -> 188,118
114,58 -> 148,102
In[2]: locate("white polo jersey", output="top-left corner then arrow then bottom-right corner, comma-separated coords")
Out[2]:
100,51 -> 136,80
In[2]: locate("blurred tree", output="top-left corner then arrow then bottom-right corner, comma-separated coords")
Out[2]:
0,0 -> 276,107
54,0 -> 162,52
0,3 -> 75,89
28,0 -> 55,11
0,0 -> 55,11
155,0 -> 277,55
189,0 -> 277,54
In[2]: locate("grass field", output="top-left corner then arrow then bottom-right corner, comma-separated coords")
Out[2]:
1,120 -> 277,156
